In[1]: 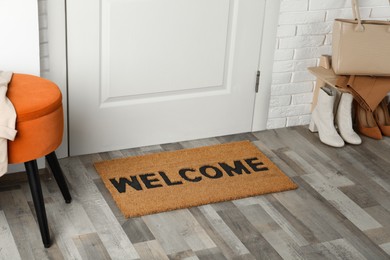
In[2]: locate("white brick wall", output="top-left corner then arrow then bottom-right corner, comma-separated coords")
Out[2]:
38,0 -> 49,78
267,0 -> 390,130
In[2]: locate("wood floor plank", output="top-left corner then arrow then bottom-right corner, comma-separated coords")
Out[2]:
340,145 -> 390,183
211,201 -> 238,213
261,229 -> 305,260
365,205 -> 390,228
217,205 -> 282,259
195,247 -> 227,260
93,178 -> 127,225
301,244 -> 339,260
139,144 -> 164,154
379,242 -> 390,256
215,133 -> 257,143
78,153 -> 105,180
62,157 -> 140,260
121,217 -> 156,244
118,147 -> 144,157
302,173 -> 382,231
236,203 -> 284,234
321,238 -> 366,260
301,238 -> 366,260
44,201 -> 91,259
282,149 -> 354,187
266,195 -> 320,244
271,186 -> 342,243
73,232 -> 111,260
237,202 -> 310,259
79,197 -> 140,259
339,185 -> 380,209
142,212 -> 192,255
292,176 -> 390,259
166,209 -> 217,252
252,129 -> 288,150
293,135 -> 390,213
99,150 -> 124,160
0,189 -> 54,260
363,207 -> 390,245
0,210 -> 22,260
364,227 -> 390,245
359,137 -> 390,163
161,142 -> 185,152
189,207 -> 255,260
133,240 -> 169,260
293,127 -> 390,188
252,141 -> 299,178
168,250 -> 199,260
256,196 -> 310,247
198,204 -> 252,258
179,138 -> 220,149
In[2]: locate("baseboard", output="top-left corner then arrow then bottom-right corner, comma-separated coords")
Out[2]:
0,166 -> 50,188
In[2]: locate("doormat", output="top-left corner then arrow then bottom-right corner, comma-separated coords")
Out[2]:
94,141 -> 297,218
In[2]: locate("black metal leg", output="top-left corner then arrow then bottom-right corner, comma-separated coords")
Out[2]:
45,152 -> 72,203
25,160 -> 51,248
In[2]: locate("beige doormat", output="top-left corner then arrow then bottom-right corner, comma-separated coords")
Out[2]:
94,141 -> 297,217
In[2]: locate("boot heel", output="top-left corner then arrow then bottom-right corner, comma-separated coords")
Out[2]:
309,119 -> 318,132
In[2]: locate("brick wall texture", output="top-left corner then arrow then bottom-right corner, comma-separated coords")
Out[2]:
38,0 -> 49,79
267,0 -> 390,129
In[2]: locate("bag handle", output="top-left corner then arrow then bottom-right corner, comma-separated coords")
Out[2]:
351,0 -> 365,31
352,0 -> 390,32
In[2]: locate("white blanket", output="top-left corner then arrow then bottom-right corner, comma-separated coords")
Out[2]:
0,71 -> 17,176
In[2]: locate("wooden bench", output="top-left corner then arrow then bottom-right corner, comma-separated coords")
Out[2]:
307,55 -> 349,111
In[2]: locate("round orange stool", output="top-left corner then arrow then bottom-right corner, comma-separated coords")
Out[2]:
7,74 -> 71,248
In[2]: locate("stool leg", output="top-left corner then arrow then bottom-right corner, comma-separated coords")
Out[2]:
45,152 -> 72,203
25,160 -> 51,248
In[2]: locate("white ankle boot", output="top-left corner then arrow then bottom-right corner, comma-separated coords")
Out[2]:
309,87 -> 345,147
336,93 -> 362,145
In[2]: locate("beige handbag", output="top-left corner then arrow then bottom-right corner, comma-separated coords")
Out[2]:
332,0 -> 390,76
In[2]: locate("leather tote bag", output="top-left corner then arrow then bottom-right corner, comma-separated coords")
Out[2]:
332,0 -> 390,76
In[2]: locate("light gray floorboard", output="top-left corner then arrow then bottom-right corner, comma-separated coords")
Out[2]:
73,232 -> 111,260
133,240 -> 170,260
0,126 -> 389,259
0,210 -> 21,260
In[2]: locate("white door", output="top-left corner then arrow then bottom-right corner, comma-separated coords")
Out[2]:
67,0 -> 265,156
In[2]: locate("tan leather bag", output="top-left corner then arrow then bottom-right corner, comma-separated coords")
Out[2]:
332,0 -> 390,76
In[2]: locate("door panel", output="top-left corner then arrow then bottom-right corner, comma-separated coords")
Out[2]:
102,0 -> 229,99
67,0 -> 265,155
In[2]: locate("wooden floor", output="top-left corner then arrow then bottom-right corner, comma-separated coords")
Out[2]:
1,126 -> 390,260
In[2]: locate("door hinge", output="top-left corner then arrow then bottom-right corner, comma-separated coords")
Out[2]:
255,70 -> 260,93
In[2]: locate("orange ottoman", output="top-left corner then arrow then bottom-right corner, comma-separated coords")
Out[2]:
7,74 -> 71,248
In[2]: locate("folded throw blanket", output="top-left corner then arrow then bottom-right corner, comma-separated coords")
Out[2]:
0,71 -> 17,176
336,75 -> 390,112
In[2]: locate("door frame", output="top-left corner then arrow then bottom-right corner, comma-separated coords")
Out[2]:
252,0 -> 280,131
45,0 -> 68,158
46,0 -> 280,157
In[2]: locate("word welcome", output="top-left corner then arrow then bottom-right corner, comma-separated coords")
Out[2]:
109,157 -> 269,193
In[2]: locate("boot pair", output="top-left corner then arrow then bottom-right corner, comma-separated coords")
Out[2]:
355,98 -> 390,139
309,87 -> 361,147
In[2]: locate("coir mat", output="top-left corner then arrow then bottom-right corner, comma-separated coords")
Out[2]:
94,141 -> 297,217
